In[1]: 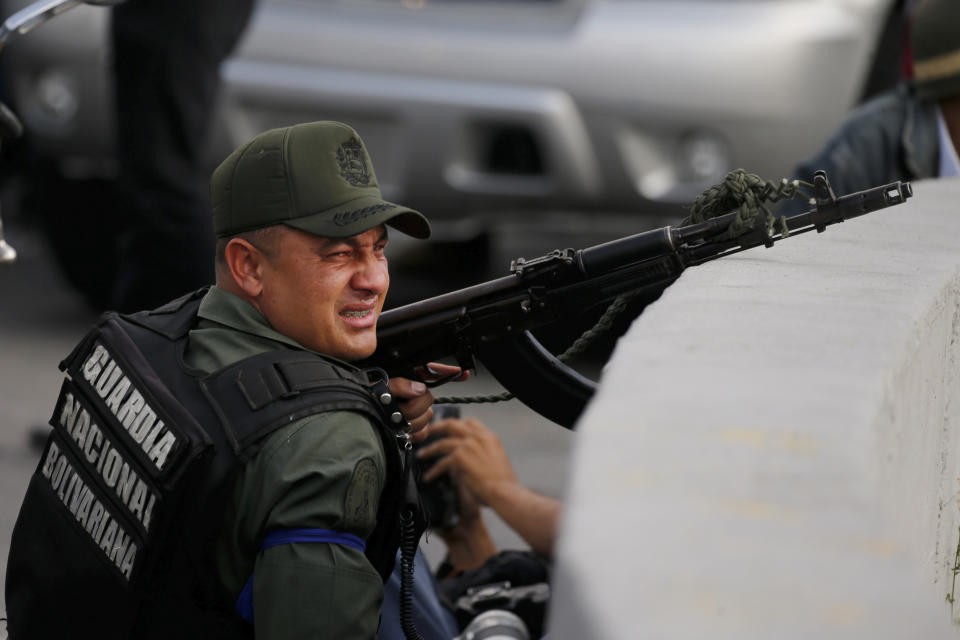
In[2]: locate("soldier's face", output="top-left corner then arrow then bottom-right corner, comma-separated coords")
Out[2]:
257,225 -> 390,361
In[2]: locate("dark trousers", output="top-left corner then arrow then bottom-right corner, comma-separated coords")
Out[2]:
110,0 -> 254,312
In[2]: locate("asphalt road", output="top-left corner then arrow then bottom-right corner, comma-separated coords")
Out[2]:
0,206 -> 674,625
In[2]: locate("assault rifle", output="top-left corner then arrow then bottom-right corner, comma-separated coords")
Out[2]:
367,171 -> 913,428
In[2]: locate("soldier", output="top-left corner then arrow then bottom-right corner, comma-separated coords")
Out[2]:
5,121 -> 465,639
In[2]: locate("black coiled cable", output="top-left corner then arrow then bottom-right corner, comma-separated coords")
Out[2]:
398,506 -> 423,640
398,434 -> 427,640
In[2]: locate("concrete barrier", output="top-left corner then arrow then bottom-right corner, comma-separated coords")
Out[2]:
550,178 -> 960,638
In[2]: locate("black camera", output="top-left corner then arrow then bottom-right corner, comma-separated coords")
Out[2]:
415,404 -> 461,530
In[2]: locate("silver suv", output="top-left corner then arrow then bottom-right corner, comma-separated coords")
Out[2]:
0,0 -> 903,223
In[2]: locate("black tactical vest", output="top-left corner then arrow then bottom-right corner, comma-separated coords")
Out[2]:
4,289 -> 408,639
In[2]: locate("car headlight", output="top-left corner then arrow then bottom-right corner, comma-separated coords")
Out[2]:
28,68 -> 79,133
675,129 -> 730,185
621,126 -> 731,204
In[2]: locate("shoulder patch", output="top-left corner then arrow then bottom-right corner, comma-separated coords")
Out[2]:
343,457 -> 381,533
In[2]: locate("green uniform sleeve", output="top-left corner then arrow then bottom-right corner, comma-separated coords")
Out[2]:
219,410 -> 387,639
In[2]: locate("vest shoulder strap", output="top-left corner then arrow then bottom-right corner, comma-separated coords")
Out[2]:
200,350 -> 398,457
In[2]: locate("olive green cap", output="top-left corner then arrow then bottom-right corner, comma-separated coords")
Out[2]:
911,0 -> 960,101
211,121 -> 430,239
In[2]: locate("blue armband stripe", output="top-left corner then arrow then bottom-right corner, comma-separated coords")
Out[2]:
235,528 -> 367,622
261,528 -> 366,552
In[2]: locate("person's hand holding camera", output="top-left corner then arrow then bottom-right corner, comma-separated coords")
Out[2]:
418,416 -> 517,505
418,417 -> 562,559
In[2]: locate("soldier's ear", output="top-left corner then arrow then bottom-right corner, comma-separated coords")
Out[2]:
223,238 -> 266,297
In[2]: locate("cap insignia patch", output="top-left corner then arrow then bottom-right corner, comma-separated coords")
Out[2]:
336,137 -> 372,187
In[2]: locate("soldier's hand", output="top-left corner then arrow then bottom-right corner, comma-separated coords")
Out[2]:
389,362 -> 468,441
